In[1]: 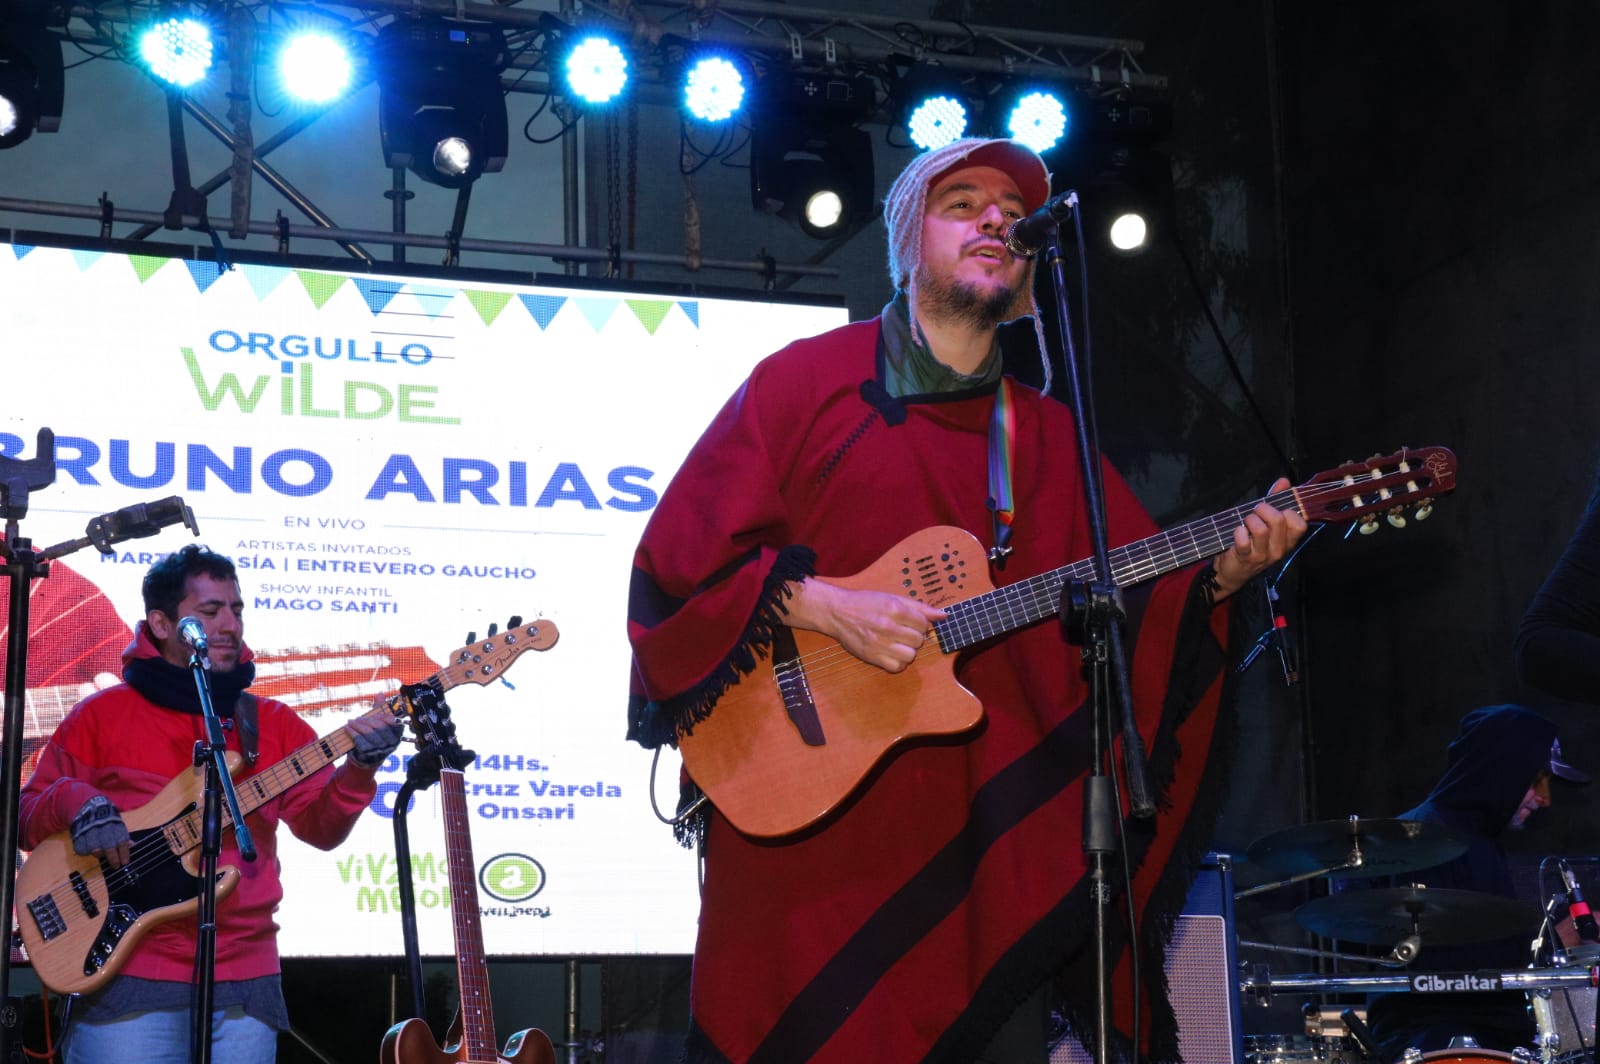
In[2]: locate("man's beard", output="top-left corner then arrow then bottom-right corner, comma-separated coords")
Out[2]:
914,262 -> 1022,330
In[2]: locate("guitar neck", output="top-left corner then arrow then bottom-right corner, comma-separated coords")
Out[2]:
937,488 -> 1297,652
440,767 -> 498,1061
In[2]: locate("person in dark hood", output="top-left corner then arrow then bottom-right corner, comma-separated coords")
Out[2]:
1364,704 -> 1590,1060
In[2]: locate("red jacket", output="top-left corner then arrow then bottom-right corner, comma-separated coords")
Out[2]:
18,623 -> 379,983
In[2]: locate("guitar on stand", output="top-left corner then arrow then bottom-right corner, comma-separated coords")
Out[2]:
381,642 -> 556,1064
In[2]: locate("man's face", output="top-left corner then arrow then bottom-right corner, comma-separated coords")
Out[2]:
151,572 -> 245,671
1508,769 -> 1554,831
913,164 -> 1030,327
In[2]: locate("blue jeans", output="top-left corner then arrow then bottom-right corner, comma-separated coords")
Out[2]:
64,1004 -> 277,1064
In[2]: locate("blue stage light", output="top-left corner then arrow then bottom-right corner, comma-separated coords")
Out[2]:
140,17 -> 213,88
1006,90 -> 1067,153
906,94 -> 967,151
684,55 -> 744,122
279,32 -> 353,104
565,36 -> 627,105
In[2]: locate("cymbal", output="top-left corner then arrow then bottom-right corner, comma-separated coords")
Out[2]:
1295,886 -> 1540,946
1247,817 -> 1470,878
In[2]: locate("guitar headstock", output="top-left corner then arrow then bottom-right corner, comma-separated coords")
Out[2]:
437,615 -> 560,692
1295,446 -> 1458,534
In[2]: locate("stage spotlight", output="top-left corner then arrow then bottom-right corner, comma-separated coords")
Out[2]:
278,31 -> 353,104
751,121 -> 873,239
377,17 -> 509,189
683,54 -> 744,122
564,35 -> 628,105
907,93 -> 968,151
139,16 -> 213,88
0,23 -> 63,149
1003,88 -> 1068,154
1108,210 -> 1148,252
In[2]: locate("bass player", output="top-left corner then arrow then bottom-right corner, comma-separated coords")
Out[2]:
18,543 -> 404,1063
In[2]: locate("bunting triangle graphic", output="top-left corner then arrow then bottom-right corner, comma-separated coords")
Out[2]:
406,284 -> 456,319
70,249 -> 103,272
296,270 -> 347,309
465,289 -> 514,327
517,294 -> 567,329
625,299 -> 673,336
240,264 -> 290,301
184,260 -> 225,293
11,244 -> 37,259
129,255 -> 168,284
353,277 -> 402,315
573,297 -> 618,332
679,301 -> 700,327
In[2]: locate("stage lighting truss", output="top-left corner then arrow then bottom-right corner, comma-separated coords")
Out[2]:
0,23 -> 63,149
377,17 -> 510,189
749,70 -> 876,239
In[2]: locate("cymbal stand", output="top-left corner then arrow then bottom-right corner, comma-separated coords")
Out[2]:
1235,863 -> 1356,900
1237,938 -> 1413,969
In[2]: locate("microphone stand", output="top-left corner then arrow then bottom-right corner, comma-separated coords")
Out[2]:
0,428 -> 197,1064
186,641 -> 255,1064
1037,210 -> 1152,1064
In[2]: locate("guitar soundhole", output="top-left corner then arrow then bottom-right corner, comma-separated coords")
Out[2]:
901,543 -> 967,599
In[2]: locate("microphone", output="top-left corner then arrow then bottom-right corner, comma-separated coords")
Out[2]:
1560,859 -> 1600,943
1003,189 -> 1079,259
177,616 -> 210,667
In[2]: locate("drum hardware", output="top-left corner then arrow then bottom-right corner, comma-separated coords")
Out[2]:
1239,965 -> 1600,1007
1239,936 -> 1415,969
1241,817 -> 1473,900
1294,887 -> 1541,949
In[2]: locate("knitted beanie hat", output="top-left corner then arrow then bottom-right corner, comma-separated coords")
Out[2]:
882,138 -> 1055,391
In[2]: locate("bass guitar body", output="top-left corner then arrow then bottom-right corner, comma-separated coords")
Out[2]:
16,759 -> 243,995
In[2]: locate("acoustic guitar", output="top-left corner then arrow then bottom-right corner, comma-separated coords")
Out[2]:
381,644 -> 556,1064
14,619 -> 558,995
677,447 -> 1458,838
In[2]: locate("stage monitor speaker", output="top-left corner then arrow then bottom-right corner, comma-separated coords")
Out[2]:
1050,852 -> 1242,1064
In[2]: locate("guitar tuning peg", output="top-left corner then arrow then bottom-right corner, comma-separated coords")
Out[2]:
1415,501 -> 1434,521
487,623 -> 500,637
465,631 -> 478,645
1387,506 -> 1407,529
508,615 -> 523,628
1359,515 -> 1380,536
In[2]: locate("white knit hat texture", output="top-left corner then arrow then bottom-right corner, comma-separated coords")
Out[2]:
881,138 -> 1055,393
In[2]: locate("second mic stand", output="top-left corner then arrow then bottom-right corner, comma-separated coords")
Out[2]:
186,645 -> 255,1064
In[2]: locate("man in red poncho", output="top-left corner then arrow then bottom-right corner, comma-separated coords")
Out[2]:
626,138 -> 1305,1063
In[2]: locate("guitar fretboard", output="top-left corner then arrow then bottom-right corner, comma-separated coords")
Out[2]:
440,766 -> 498,1062
935,489 -> 1295,653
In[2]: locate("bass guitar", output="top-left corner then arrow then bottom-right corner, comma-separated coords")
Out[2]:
677,447 -> 1458,838
381,645 -> 556,1064
14,618 -> 558,995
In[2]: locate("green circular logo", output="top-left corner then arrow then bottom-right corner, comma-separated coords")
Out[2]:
479,853 -> 546,903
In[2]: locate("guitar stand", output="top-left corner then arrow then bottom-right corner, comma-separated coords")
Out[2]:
389,683 -> 444,1024
0,427 -> 198,1064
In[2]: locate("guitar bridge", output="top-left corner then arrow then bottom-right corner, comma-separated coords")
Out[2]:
772,627 -> 826,747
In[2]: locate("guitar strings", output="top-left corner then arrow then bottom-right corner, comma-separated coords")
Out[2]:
23,733 -> 360,940
760,475 -> 1436,689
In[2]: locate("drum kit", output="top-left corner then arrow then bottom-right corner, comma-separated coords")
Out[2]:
1234,815 -> 1597,1064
